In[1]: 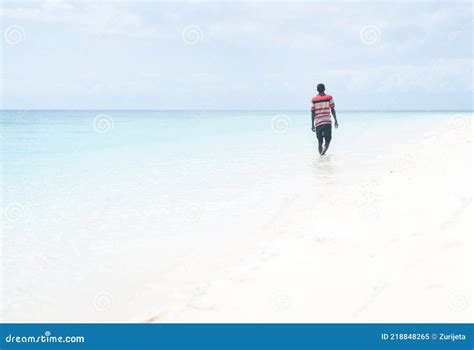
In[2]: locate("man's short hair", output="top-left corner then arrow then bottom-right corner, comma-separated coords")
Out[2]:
317,83 -> 325,93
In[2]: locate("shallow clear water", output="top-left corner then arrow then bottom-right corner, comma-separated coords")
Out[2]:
0,110 -> 463,321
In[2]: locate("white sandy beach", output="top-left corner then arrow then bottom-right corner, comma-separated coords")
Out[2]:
2,112 -> 472,323
148,116 -> 473,323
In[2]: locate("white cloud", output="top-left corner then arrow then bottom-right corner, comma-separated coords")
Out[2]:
321,58 -> 472,93
1,0 -> 161,38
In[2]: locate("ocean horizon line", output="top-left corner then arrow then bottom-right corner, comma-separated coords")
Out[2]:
1,109 -> 473,113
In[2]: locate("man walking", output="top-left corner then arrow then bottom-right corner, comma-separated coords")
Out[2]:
311,83 -> 338,156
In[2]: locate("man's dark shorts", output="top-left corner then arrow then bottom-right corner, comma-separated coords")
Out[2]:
316,123 -> 332,143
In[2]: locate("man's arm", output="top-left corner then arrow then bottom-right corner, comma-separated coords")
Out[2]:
311,109 -> 315,131
331,107 -> 338,128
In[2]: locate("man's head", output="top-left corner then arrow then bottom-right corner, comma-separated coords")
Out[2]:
317,83 -> 325,93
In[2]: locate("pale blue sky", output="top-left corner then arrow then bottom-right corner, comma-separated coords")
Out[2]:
1,0 -> 472,110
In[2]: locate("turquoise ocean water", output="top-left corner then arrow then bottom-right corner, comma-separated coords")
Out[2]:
0,110 -> 465,321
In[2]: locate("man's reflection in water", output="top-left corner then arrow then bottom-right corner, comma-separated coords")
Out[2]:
312,154 -> 337,184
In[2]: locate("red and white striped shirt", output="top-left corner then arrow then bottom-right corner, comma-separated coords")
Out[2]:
311,94 -> 335,127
